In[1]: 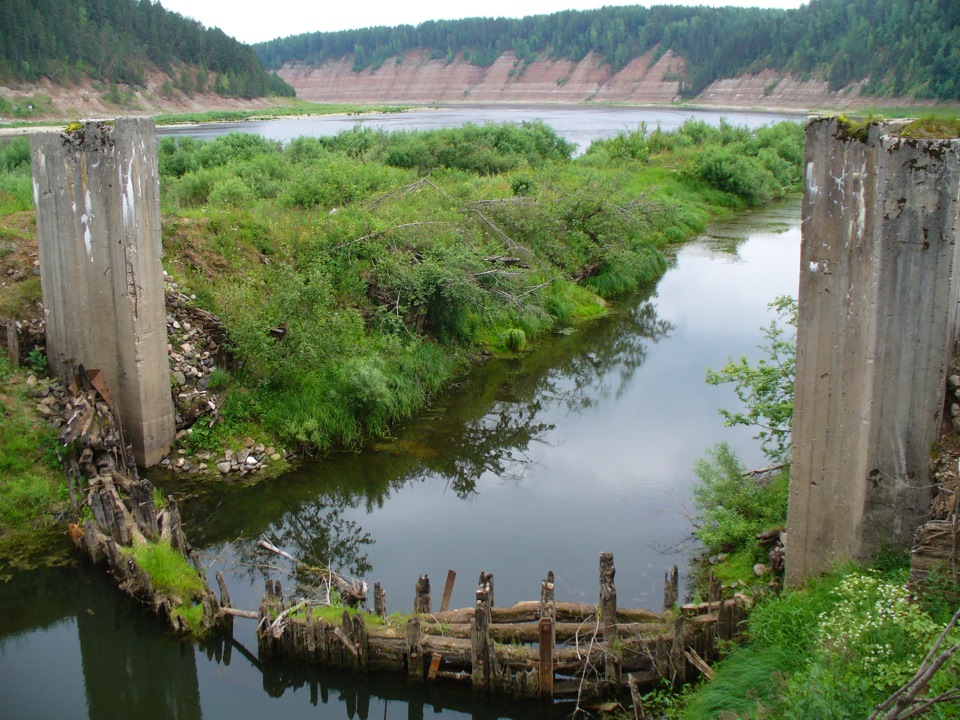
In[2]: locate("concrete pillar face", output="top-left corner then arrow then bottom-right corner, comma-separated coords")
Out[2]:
30,118 -> 175,467
787,117 -> 960,584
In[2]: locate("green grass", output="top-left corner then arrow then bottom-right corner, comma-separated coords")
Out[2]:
125,540 -> 206,602
0,356 -> 66,533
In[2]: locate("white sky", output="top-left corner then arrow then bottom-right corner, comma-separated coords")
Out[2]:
155,0 -> 809,46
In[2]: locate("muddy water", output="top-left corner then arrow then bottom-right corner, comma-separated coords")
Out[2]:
0,196 -> 801,719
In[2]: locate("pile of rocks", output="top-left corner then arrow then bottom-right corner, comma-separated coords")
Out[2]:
158,277 -> 286,477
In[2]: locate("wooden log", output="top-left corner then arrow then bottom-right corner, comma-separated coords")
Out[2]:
478,571 -> 494,607
5,319 -> 20,367
414,574 -> 431,614
374,581 -> 387,617
352,613 -> 368,670
128,479 -> 159,540
82,519 -> 102,564
367,636 -> 406,672
215,570 -> 231,608
427,653 -> 442,681
663,565 -> 679,611
669,615 -> 686,683
440,570 -> 456,612
166,495 -> 189,555
538,617 -> 554,700
471,582 -> 492,691
628,673 -> 646,720
219,607 -> 260,620
684,648 -> 715,679
406,617 -> 423,681
599,552 -> 620,685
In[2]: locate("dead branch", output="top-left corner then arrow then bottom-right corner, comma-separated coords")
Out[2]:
465,207 -> 538,265
258,537 -> 367,607
334,222 -> 453,250
365,174 -> 445,210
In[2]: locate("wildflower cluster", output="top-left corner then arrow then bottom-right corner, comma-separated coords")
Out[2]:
816,572 -> 938,692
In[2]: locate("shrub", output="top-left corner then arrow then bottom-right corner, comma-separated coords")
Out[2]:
690,441 -> 788,553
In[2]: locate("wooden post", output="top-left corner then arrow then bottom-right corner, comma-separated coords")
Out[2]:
406,617 -> 423,681
440,569 -> 456,612
471,581 -> 492,691
427,653 -> 442,681
708,571 -> 722,604
374,581 -> 387,617
599,552 -> 620,684
538,617 -> 554,700
414,574 -> 431,614
663,565 -> 679,611
479,570 -> 494,607
669,615 -> 686,683
4,320 -> 19,367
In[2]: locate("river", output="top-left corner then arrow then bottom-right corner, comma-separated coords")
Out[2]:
0,108 -> 802,719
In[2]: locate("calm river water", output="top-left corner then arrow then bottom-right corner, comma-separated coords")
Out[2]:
0,107 -> 802,719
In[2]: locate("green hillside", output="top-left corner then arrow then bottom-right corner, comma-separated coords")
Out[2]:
0,0 -> 294,99
254,0 -> 960,101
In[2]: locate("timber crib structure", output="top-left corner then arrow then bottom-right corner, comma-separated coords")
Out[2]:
255,554 -> 748,704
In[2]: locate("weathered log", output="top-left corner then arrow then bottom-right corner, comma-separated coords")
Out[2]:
406,617 -> 423,681
684,648 -> 715,679
128,480 -> 159,540
414,574 -> 431,614
471,582 -> 493,691
478,571 -> 494,607
663,565 -> 679,611
539,617 -> 554,699
440,570 -> 456,612
374,581 -> 387,617
219,607 -> 259,620
600,552 -> 620,684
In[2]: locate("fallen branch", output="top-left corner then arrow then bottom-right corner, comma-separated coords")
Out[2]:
258,537 -> 367,606
334,222 -> 453,250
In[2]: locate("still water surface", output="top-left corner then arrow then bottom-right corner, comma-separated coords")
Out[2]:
0,107 -> 802,719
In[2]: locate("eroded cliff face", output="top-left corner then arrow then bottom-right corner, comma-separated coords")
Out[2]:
280,49 -> 934,111
279,49 -> 684,105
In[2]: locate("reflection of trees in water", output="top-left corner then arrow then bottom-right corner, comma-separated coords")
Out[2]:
422,401 -> 555,498
541,299 -> 673,412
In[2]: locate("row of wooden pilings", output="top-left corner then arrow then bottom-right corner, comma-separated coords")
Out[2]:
255,553 -> 748,704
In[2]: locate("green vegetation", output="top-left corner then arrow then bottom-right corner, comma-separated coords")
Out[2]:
0,0 -> 293,99
254,0 -> 960,101
0,138 -> 33,217
125,539 -> 209,636
0,355 -> 66,534
677,296 -> 960,718
678,566 -> 960,719
149,119 -> 801,455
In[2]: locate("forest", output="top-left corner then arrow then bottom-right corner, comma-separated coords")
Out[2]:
254,0 -> 960,101
0,0 -> 294,99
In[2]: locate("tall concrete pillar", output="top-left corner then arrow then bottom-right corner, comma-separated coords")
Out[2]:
787,117 -> 960,585
30,118 -> 175,467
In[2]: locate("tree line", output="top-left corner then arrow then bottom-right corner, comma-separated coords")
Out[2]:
0,0 -> 294,99
253,0 -> 960,101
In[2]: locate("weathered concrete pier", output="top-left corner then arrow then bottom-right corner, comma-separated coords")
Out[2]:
30,118 -> 174,466
788,118 -> 960,584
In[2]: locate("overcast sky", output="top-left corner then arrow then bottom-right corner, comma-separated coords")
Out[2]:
155,0 -> 809,45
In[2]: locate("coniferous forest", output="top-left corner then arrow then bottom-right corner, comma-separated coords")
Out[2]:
254,0 -> 960,101
0,0 -> 294,99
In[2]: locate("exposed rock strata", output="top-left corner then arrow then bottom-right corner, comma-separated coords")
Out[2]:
280,49 -> 941,111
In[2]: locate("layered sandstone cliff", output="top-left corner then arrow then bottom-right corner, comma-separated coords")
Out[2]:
280,50 -> 684,105
280,49 -> 935,111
